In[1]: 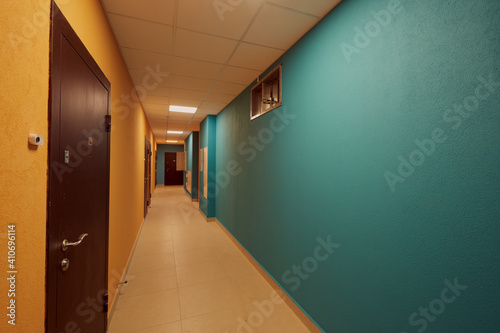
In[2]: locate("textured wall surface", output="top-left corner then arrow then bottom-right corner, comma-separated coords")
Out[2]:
200,116 -> 217,218
215,0 -> 500,331
0,0 -> 50,331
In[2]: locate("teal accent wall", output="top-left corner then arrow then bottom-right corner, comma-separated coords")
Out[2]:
199,115 -> 217,218
215,0 -> 500,332
183,131 -> 199,199
156,144 -> 184,185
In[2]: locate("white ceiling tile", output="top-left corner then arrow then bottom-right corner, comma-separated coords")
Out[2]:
172,57 -> 224,80
141,95 -> 170,105
145,86 -> 170,98
121,48 -> 172,72
177,0 -> 263,40
211,81 -> 246,95
129,69 -> 171,92
166,119 -> 191,126
143,103 -> 168,112
103,0 -> 338,142
108,14 -> 173,54
205,93 -> 236,104
103,0 -> 175,25
175,29 -> 238,64
244,5 -> 318,50
169,88 -> 207,101
159,75 -> 214,92
198,101 -> 228,111
218,66 -> 260,85
266,0 -> 341,17
228,42 -> 283,71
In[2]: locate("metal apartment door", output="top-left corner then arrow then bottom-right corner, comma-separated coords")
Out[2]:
165,152 -> 183,185
47,4 -> 110,333
144,137 -> 151,217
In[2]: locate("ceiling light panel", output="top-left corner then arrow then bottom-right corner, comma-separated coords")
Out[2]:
169,105 -> 198,113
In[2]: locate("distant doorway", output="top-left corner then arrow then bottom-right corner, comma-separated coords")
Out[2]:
165,152 -> 183,185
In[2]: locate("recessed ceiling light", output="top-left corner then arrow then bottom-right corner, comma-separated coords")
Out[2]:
169,105 -> 197,113
166,140 -> 178,143
167,130 -> 183,134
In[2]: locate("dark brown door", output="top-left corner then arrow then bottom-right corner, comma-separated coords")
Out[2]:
47,4 -> 110,333
144,137 -> 151,217
165,152 -> 183,185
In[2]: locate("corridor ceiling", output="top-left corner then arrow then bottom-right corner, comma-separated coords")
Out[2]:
101,0 -> 341,144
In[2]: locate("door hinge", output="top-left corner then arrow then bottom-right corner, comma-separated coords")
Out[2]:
105,115 -> 111,133
103,293 -> 108,313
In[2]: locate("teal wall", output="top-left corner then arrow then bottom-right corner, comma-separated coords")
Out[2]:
199,115 -> 217,218
156,144 -> 184,185
214,0 -> 500,332
183,131 -> 199,199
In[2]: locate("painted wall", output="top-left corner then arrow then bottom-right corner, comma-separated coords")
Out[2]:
184,132 -> 199,199
0,1 -> 50,331
156,144 -> 184,185
0,0 -> 157,330
199,116 -> 217,218
215,0 -> 500,332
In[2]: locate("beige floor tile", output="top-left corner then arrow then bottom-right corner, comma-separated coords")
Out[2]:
132,321 -> 182,333
134,238 -> 174,257
128,252 -> 176,274
181,305 -> 250,333
176,260 -> 227,287
137,228 -> 173,243
174,246 -> 222,267
109,186 -> 310,333
108,289 -> 180,333
120,267 -> 177,298
230,272 -> 275,305
221,253 -> 259,277
178,278 -> 243,319
251,302 -> 310,333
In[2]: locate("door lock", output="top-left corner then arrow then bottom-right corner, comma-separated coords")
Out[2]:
61,258 -> 70,272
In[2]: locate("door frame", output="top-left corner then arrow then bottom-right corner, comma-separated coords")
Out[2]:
144,137 -> 151,217
46,2 -> 111,331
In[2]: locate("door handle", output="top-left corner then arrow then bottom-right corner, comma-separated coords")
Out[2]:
62,233 -> 89,251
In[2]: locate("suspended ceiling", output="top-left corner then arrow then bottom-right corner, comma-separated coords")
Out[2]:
101,0 -> 342,144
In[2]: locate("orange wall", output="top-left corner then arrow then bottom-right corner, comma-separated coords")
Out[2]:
0,1 -> 50,331
0,0 -> 156,331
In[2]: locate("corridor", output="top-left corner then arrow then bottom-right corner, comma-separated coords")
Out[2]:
107,186 -> 309,333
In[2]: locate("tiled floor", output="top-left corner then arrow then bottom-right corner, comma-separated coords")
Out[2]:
107,185 -> 310,333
